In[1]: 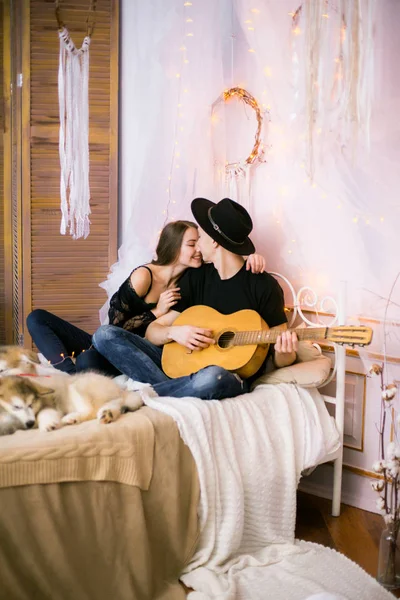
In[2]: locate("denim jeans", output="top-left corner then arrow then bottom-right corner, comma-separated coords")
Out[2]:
26,309 -> 120,376
93,325 -> 248,400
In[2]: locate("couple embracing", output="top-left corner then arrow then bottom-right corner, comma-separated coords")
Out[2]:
93,197 -> 298,401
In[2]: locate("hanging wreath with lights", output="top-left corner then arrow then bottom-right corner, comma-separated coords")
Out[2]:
211,87 -> 266,178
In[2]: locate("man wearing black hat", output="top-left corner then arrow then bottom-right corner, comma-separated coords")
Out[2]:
93,198 -> 298,400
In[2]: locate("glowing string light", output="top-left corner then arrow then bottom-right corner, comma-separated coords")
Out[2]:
163,1 -> 194,225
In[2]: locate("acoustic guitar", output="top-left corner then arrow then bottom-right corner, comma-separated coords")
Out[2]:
161,305 -> 373,379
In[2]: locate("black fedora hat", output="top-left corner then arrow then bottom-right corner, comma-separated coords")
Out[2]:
191,197 -> 255,256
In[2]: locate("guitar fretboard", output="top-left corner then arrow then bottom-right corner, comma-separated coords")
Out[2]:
233,327 -> 327,346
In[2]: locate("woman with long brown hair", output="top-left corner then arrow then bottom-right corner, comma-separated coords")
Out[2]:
27,220 -> 265,375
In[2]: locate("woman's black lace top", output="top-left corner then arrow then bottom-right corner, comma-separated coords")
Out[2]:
108,265 -> 157,337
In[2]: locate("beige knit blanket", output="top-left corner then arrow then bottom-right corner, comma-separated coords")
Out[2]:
0,411 -> 154,490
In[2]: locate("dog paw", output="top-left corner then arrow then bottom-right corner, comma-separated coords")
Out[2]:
61,412 -> 81,426
97,406 -> 119,424
38,409 -> 62,432
40,419 -> 61,432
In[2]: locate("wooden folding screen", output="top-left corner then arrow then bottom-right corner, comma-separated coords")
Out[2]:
0,0 -> 11,345
2,0 -> 118,346
0,2 -> 4,343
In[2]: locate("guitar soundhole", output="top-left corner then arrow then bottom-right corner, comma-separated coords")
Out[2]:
217,331 -> 235,349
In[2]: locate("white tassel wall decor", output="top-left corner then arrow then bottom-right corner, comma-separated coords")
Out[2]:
58,27 -> 91,240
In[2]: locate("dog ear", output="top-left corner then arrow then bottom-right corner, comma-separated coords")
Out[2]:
21,351 -> 40,365
31,382 -> 55,396
39,388 -> 56,396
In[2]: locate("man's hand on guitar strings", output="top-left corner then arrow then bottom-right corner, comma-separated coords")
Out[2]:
274,331 -> 298,356
170,325 -> 215,352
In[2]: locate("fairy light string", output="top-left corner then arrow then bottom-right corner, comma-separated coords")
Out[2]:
49,349 -> 87,367
163,1 -> 194,227
159,1 -> 377,250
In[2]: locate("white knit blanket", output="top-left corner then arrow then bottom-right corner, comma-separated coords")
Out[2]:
142,384 -> 393,600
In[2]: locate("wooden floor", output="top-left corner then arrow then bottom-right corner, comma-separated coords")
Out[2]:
182,491 -> 400,597
295,492 -> 393,584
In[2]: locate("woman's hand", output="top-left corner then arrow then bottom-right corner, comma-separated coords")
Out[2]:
246,253 -> 266,274
153,288 -> 181,318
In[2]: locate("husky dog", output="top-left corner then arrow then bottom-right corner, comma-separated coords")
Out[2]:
0,345 -> 41,376
0,376 -> 54,435
0,373 -> 148,435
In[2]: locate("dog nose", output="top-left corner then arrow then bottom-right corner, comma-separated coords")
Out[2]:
26,420 -> 35,429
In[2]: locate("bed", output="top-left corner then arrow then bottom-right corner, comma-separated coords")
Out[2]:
0,276 -> 351,600
0,407 -> 200,600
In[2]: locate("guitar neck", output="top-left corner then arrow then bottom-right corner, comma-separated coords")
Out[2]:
234,327 -> 327,346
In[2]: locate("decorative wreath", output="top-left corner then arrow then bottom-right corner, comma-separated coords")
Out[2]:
211,87 -> 266,177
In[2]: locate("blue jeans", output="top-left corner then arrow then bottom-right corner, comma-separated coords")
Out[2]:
93,325 -> 249,400
26,310 -> 120,376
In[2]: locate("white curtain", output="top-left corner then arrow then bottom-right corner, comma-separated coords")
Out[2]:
100,0 -> 400,331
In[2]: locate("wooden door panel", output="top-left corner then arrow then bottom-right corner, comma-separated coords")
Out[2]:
25,0 -> 118,341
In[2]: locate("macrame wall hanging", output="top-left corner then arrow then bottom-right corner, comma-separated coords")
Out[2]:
293,0 -> 375,180
55,0 -> 96,239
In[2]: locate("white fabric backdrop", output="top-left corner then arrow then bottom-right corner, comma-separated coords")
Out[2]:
100,0 -> 400,334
